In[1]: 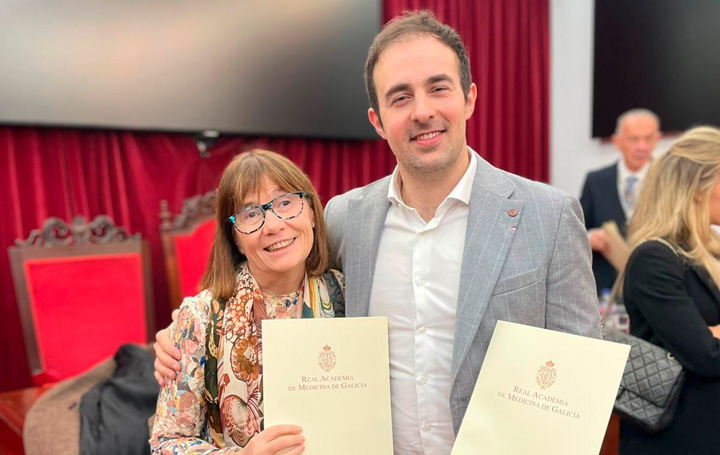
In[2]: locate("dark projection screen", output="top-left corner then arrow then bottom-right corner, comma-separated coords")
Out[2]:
593,0 -> 720,138
0,1 -> 381,139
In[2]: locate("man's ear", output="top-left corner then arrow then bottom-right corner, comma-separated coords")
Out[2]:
464,83 -> 478,120
368,108 -> 386,139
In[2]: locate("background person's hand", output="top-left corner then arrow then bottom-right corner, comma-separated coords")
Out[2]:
241,425 -> 304,455
588,228 -> 609,253
153,309 -> 181,386
710,324 -> 720,339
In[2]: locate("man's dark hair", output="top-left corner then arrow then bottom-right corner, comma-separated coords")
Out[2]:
365,10 -> 472,124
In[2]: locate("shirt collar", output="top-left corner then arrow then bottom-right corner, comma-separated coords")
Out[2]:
387,148 -> 477,208
618,158 -> 651,182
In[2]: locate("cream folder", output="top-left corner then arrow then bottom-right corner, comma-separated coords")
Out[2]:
452,321 -> 630,455
263,317 -> 393,455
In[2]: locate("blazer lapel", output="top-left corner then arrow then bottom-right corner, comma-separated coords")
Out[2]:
452,157 -> 523,380
344,179 -> 391,317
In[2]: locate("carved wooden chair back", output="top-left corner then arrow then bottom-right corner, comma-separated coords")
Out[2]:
158,191 -> 216,310
7,216 -> 154,384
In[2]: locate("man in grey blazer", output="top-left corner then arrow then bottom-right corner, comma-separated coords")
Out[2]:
154,11 -> 601,455
324,11 -> 601,454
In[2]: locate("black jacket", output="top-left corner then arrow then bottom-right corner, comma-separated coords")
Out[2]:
580,163 -> 627,292
80,344 -> 159,455
620,241 -> 720,455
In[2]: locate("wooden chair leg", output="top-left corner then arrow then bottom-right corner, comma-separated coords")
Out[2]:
600,412 -> 620,455
0,387 -> 46,455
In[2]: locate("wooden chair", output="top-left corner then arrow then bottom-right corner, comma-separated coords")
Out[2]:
0,386 -> 48,455
159,191 -> 216,310
7,216 -> 154,385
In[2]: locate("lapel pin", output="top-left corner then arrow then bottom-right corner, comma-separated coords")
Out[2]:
508,209 -> 518,217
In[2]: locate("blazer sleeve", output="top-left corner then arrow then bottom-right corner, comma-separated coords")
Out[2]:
324,195 -> 346,271
545,195 -> 602,339
623,242 -> 720,377
579,175 -> 594,229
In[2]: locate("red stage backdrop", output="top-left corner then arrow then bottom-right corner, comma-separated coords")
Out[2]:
1,0 -> 548,392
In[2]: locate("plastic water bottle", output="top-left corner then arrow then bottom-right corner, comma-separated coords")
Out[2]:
614,302 -> 630,333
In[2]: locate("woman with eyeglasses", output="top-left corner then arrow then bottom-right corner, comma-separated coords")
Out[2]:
150,150 -> 344,455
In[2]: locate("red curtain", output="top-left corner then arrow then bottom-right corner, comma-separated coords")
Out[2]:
0,128 -> 395,391
1,0 -> 548,392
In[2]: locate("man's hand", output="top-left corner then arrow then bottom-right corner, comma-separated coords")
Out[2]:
710,324 -> 720,339
588,228 -> 610,253
153,309 -> 181,386
241,425 -> 305,455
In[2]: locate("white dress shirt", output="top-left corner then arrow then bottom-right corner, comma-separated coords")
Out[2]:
617,159 -> 650,219
368,150 -> 477,455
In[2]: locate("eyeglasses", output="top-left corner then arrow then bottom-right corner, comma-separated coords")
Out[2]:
229,191 -> 307,234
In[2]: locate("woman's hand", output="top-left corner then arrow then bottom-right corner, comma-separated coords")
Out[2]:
240,425 -> 305,455
710,324 -> 720,338
153,309 -> 182,386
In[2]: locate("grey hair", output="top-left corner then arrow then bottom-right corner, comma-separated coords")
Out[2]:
615,108 -> 660,135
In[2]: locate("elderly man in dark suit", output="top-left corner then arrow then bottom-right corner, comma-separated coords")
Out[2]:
580,108 -> 662,293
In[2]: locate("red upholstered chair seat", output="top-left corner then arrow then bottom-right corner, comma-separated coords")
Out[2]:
8,216 -> 154,385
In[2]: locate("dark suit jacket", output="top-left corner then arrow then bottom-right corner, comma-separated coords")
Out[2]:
620,241 -> 720,455
580,162 -> 626,292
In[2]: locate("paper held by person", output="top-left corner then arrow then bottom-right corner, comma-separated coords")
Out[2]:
263,317 -> 393,455
452,321 -> 629,455
602,220 -> 631,272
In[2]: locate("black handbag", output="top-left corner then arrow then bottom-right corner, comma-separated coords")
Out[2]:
603,237 -> 686,433
603,330 -> 685,433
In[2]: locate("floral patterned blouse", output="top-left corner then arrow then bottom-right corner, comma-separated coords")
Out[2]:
150,266 -> 341,454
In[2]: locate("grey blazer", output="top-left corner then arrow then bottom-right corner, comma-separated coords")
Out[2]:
324,153 -> 601,433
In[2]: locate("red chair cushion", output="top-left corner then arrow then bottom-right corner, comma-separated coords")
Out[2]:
23,253 -> 147,383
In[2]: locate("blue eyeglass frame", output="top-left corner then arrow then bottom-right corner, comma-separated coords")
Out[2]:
228,191 -> 307,234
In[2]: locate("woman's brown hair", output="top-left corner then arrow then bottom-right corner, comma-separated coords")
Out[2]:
200,149 -> 329,299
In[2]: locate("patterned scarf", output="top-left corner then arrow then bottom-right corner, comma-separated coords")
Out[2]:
204,263 -> 342,447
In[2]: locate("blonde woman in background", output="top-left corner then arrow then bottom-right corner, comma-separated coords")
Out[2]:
621,126 -> 720,455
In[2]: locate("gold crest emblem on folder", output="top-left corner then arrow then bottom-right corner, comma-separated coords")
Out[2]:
318,344 -> 337,372
536,360 -> 557,389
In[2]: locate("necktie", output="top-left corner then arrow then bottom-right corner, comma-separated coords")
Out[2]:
625,176 -> 638,213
